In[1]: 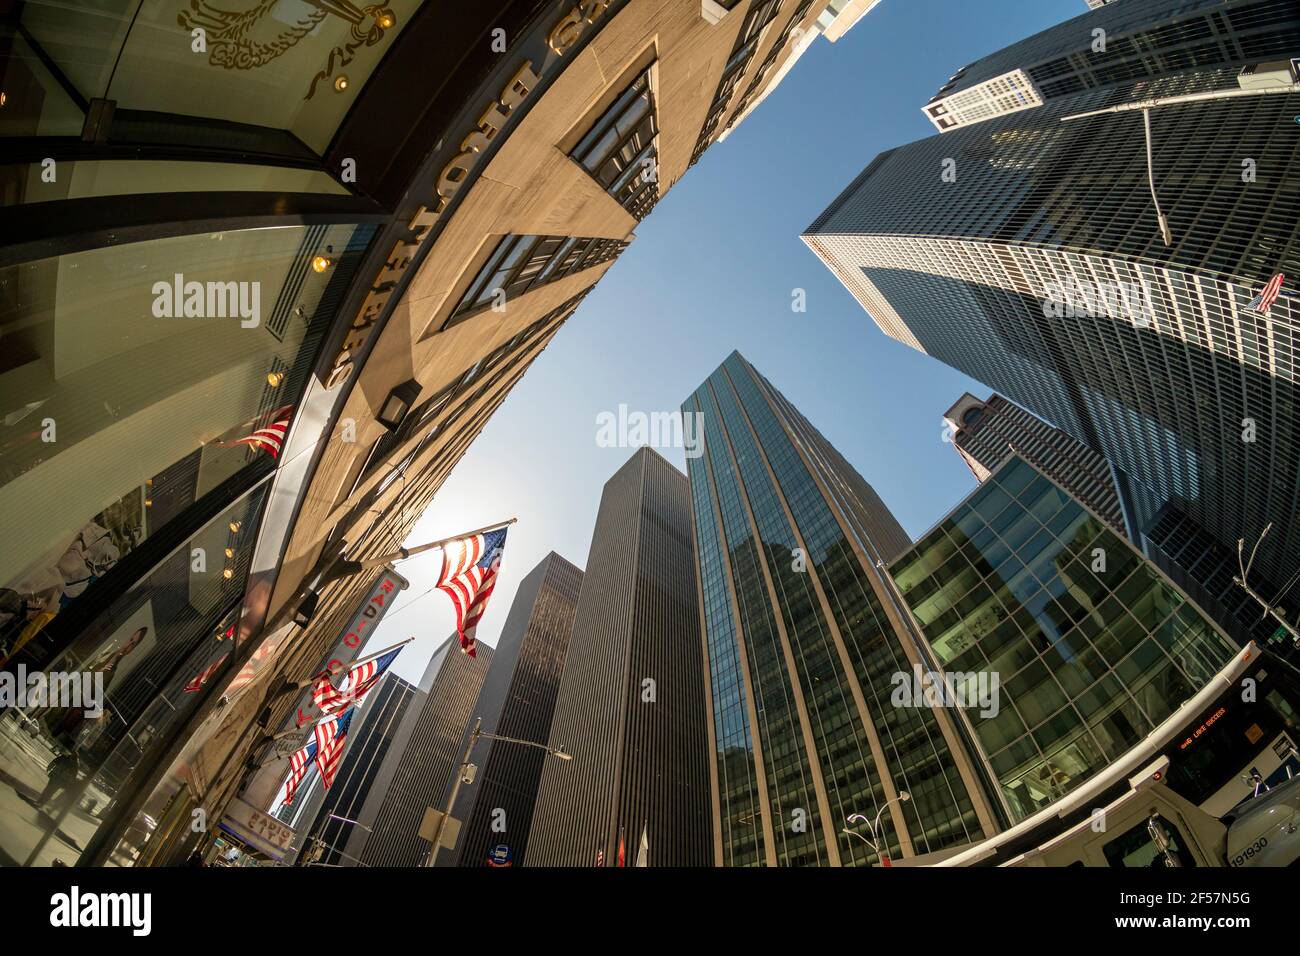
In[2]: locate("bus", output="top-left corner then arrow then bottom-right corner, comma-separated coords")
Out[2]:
934,642 -> 1300,868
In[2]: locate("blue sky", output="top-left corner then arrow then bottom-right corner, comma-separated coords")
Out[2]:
363,0 -> 1086,684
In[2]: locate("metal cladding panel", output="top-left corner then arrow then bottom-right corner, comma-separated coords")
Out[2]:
527,448 -> 711,866
803,63 -> 1300,618
345,638 -> 493,867
443,552 -> 583,867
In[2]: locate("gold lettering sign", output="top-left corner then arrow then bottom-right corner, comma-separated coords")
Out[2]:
548,0 -> 611,55
327,0 -> 613,387
435,61 -> 539,206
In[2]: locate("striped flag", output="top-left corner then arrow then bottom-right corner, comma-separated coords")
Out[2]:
282,738 -> 318,806
314,708 -> 355,790
312,645 -> 403,716
435,527 -> 508,658
218,405 -> 295,458
229,417 -> 291,458
1246,272 -> 1285,315
224,639 -> 279,695
184,651 -> 230,693
616,827 -> 626,867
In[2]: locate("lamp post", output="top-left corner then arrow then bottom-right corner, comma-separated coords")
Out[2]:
843,791 -> 910,867
1232,523 -> 1300,648
1060,80 -> 1300,248
423,716 -> 572,867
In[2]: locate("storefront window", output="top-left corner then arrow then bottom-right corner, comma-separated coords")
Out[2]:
0,487 -> 265,866
5,0 -> 428,153
0,220 -> 374,672
0,160 -> 349,208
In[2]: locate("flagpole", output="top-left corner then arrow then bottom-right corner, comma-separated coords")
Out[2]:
289,636 -> 416,690
323,517 -> 517,584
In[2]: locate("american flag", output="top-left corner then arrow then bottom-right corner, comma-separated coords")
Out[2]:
435,527 -> 508,657
314,708 -> 355,790
1247,272 -> 1285,315
282,738 -> 318,806
224,638 -> 279,695
312,645 -> 403,716
221,405 -> 294,458
184,651 -> 230,693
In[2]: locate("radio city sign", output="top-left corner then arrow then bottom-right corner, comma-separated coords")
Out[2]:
292,565 -> 409,727
326,0 -> 617,390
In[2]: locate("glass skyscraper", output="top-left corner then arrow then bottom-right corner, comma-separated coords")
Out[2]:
890,455 -> 1239,822
804,0 -> 1300,635
683,352 -> 1001,867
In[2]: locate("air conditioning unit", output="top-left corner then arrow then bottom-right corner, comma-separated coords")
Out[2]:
1237,59 -> 1299,91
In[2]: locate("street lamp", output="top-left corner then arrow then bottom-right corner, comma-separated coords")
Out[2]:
423,716 -> 574,867
1060,78 -> 1300,248
843,791 -> 910,867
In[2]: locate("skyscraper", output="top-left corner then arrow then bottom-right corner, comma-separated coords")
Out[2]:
944,392 -> 1128,538
526,448 -> 711,867
890,455 -> 1239,821
38,0 -> 882,867
682,353 -> 1001,867
437,552 -> 583,868
339,636 -> 493,867
805,0 -> 1300,623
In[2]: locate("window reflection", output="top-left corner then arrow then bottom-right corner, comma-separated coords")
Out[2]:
4,1 -> 422,153
0,222 -> 370,661
0,488 -> 264,866
891,457 -> 1237,822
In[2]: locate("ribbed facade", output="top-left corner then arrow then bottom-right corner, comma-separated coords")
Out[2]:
683,353 -> 1000,867
928,0 -> 1300,121
342,637 -> 493,867
804,0 -> 1300,618
526,448 -> 711,867
289,673 -> 418,866
945,392 -> 1128,539
438,552 -> 583,867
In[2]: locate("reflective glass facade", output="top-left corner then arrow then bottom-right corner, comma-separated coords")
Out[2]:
890,456 -> 1238,821
804,0 -> 1300,630
684,352 -> 993,866
0,484 -> 267,865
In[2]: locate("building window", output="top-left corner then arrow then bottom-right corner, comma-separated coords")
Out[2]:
2,2 -> 420,154
689,0 -> 784,165
570,66 -> 660,219
0,484 -> 267,866
449,234 -> 626,322
0,221 -> 373,667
